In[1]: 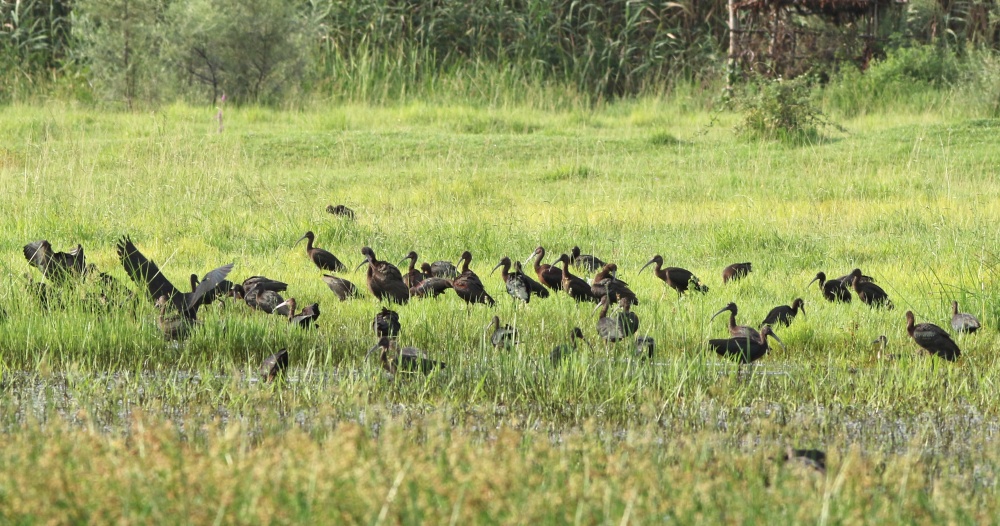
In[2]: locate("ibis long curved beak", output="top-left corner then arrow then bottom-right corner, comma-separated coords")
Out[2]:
638,259 -> 656,275
354,260 -> 370,272
767,331 -> 787,351
490,261 -> 504,276
365,343 -> 379,360
294,234 -> 308,247
710,305 -> 730,321
807,275 -> 820,287
273,299 -> 291,313
800,305 -> 806,318
397,257 -> 409,267
523,251 -> 537,265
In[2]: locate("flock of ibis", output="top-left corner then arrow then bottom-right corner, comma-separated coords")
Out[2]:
18,209 -> 982,381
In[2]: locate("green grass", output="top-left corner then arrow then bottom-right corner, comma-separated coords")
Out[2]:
2,100 -> 1000,521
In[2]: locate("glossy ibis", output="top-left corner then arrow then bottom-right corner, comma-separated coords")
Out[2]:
397,251 -> 426,288
595,295 -> 626,343
325,204 -> 355,220
782,448 -> 827,474
356,247 -> 409,304
230,276 -> 289,315
709,325 -> 784,364
525,246 -> 562,291
635,336 -> 655,360
427,260 -> 458,279
322,274 -> 359,301
722,262 -> 752,284
553,254 -> 598,302
951,301 -> 980,334
808,272 -> 851,303
618,297 -> 640,337
296,231 -> 345,273
23,239 -> 87,283
550,327 -> 592,366
453,251 -> 495,306
190,273 -> 232,306
762,298 -> 805,327
848,269 -> 892,309
372,307 -> 400,338
569,246 -> 605,273
260,349 -> 289,383
905,311 -> 960,361
155,295 -> 193,340
488,316 -> 518,348
711,302 -> 760,340
273,298 -> 320,329
591,263 -> 638,305
366,337 -> 446,375
871,335 -> 897,361
116,236 -> 233,321
492,257 -> 549,304
639,255 -> 708,295
409,277 -> 454,298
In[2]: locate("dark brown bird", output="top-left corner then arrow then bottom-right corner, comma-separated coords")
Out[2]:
782,448 -> 827,474
155,295 -> 194,341
808,272 -> 851,303
590,263 -> 637,305
570,246 -> 605,273
488,316 -> 518,348
595,295 -> 626,343
553,253 -> 598,302
23,239 -> 87,283
322,274 -> 359,301
722,262 -> 752,284
398,251 -> 425,288
260,349 -> 289,383
848,269 -> 892,309
635,336 -> 655,360
426,260 -> 458,279
525,246 -> 562,291
708,325 -> 784,364
116,236 -> 233,322
906,311 -> 960,361
550,327 -> 592,366
356,247 -> 409,304
273,298 -> 320,329
232,276 -> 290,316
762,298 -> 805,327
372,307 -> 400,338
366,337 -> 445,375
617,297 -> 640,337
296,231 -> 345,273
189,273 -> 232,306
491,257 -> 549,303
453,251 -> 495,306
409,277 -> 454,298
325,204 -> 355,220
951,301 -> 980,334
711,302 -> 760,340
639,255 -> 708,295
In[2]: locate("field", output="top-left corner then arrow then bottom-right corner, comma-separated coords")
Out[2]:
2,99 -> 1000,523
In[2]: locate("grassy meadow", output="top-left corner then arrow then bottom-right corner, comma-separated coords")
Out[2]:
2,98 -> 1000,522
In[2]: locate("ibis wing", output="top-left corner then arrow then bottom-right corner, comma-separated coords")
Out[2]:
188,263 -> 235,309
117,236 -> 180,302
23,240 -> 51,271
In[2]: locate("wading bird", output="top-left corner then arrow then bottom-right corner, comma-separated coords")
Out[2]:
232,276 -> 290,315
550,327 -> 592,366
762,298 -> 805,327
708,325 -> 784,364
848,269 -> 892,309
23,239 -> 87,283
782,448 -> 827,474
525,246 -> 562,291
357,247 -> 409,304
296,231 -> 345,273
260,349 -> 289,383
325,204 -> 355,220
951,301 -> 980,334
905,311 -> 960,361
722,262 -> 752,284
635,336 -> 655,360
595,295 -> 626,343
453,251 -> 495,306
487,316 -> 518,348
808,272 -> 851,303
426,260 -> 458,279
117,236 -> 233,323
492,257 -> 530,303
569,246 -> 605,273
639,255 -> 708,295
366,337 -> 446,375
553,253 -> 597,302
273,298 -> 320,329
591,263 -> 637,305
322,274 -> 359,301
409,277 -> 454,298
398,251 -> 425,288
372,307 -> 400,338
711,302 -> 760,340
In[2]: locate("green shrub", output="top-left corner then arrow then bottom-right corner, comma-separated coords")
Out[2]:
733,76 -> 838,142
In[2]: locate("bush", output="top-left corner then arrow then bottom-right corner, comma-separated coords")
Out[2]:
733,76 -> 838,142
